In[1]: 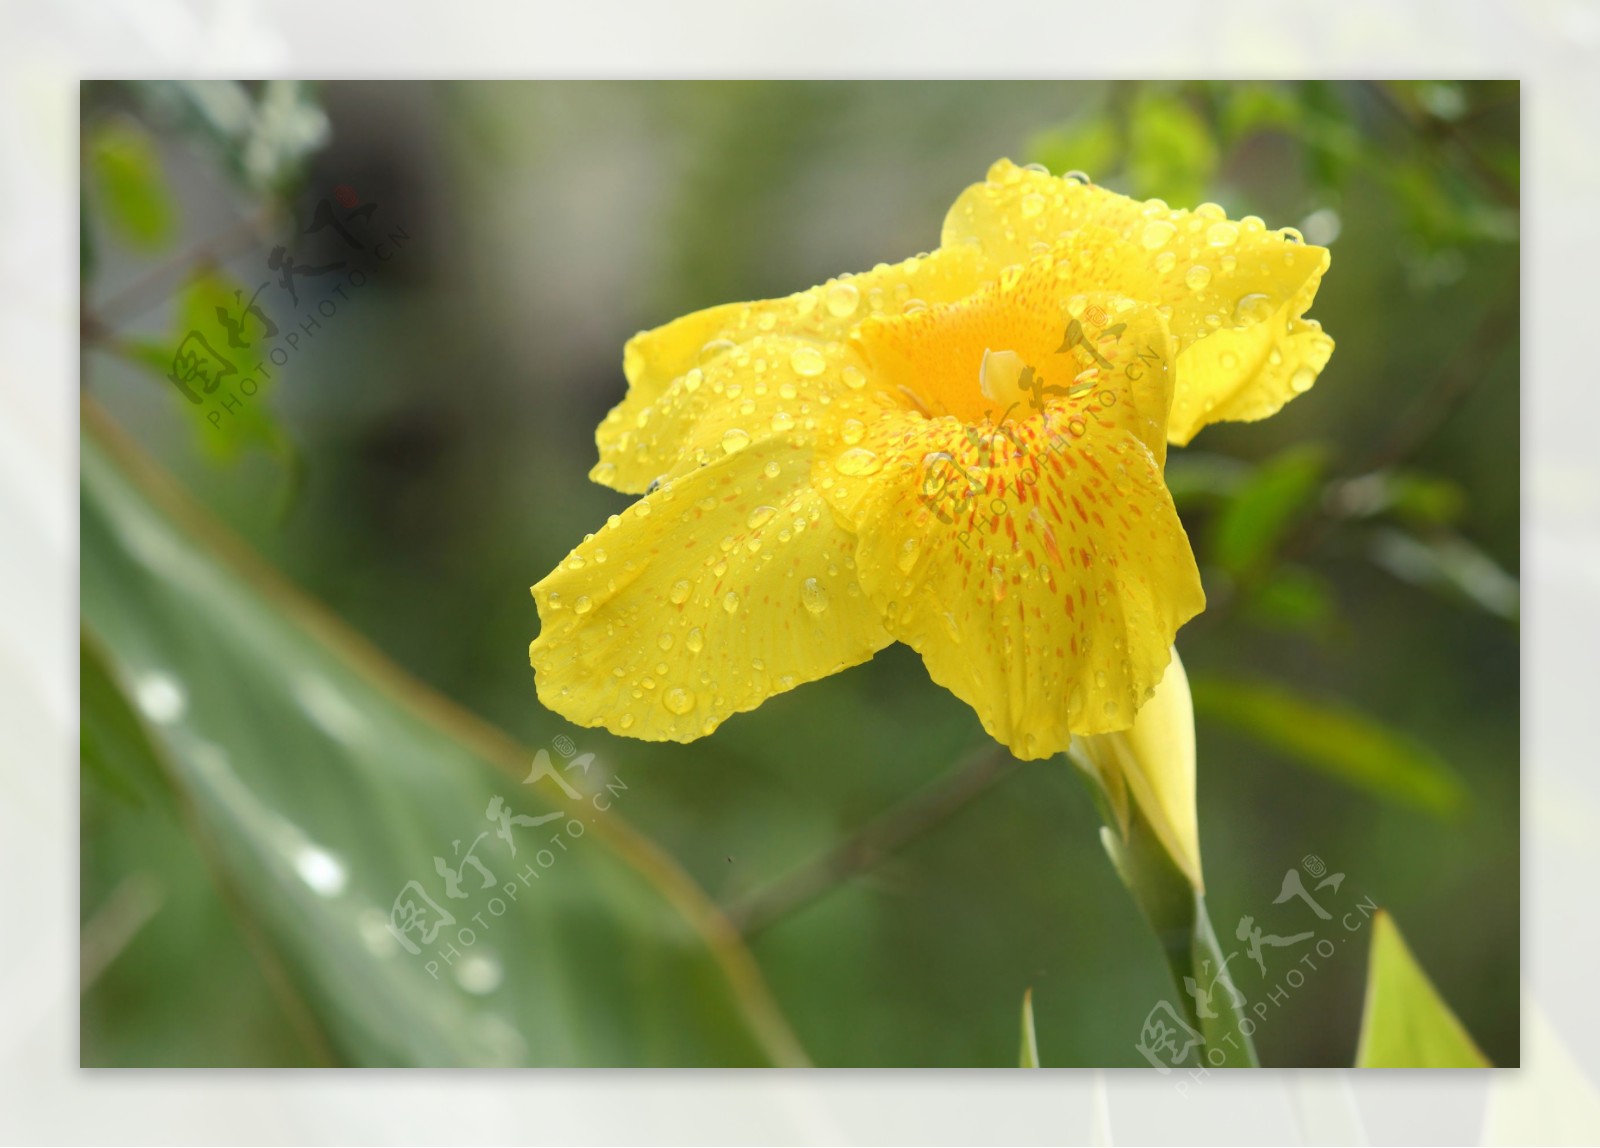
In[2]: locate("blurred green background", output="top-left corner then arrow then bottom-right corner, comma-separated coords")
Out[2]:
79,80 -> 1519,1067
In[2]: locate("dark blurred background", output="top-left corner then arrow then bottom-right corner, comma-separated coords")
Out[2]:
80,80 -> 1519,1067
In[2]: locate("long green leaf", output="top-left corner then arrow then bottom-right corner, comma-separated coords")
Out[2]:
1019,987 -> 1040,1068
1190,676 -> 1466,816
1355,911 -> 1489,1067
80,407 -> 804,1067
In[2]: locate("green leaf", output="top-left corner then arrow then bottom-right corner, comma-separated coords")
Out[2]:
1019,987 -> 1040,1067
1356,911 -> 1490,1067
1220,83 -> 1303,142
1190,677 -> 1466,817
80,408 -> 805,1067
1243,564 -> 1333,635
1370,527 -> 1519,622
1126,93 -> 1218,207
1209,445 -> 1327,576
88,117 -> 175,250
81,634 -> 167,806
1027,115 -> 1122,182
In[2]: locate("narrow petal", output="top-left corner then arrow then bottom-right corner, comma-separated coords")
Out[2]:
597,247 -> 987,492
941,159 -> 1333,444
818,288 -> 1204,757
531,439 -> 892,741
1070,647 -> 1203,890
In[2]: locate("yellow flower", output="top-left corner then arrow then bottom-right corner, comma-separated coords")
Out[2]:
530,159 -> 1332,759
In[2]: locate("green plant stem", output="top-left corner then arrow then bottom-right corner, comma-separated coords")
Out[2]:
1077,766 -> 1259,1068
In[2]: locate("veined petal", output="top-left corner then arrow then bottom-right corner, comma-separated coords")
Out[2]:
818,288 -> 1204,757
531,438 -> 891,741
941,159 -> 1333,445
597,246 -> 987,493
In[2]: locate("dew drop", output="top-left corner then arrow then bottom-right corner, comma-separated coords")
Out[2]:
658,632 -> 674,650
1206,221 -> 1240,247
664,688 -> 695,715
746,505 -> 777,530
1233,292 -> 1274,326
840,419 -> 865,445
833,447 -> 883,476
722,591 -> 740,614
790,346 -> 827,377
573,595 -> 593,615
762,459 -> 782,479
682,367 -> 703,393
618,712 -> 635,730
897,537 -> 920,573
1154,251 -> 1177,274
669,579 -> 690,605
1290,366 -> 1317,393
826,281 -> 860,318
1185,264 -> 1212,291
1141,219 -> 1176,249
686,627 -> 704,652
801,577 -> 829,615
722,428 -> 751,455
1064,170 -> 1092,185
700,338 -> 736,363
1020,192 -> 1045,219
842,365 -> 867,390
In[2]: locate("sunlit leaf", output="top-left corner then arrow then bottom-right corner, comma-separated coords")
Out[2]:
1208,445 -> 1326,576
1127,92 -> 1218,207
1356,911 -> 1489,1067
1019,987 -> 1040,1067
80,409 -> 805,1067
1190,677 -> 1466,816
88,117 -> 175,249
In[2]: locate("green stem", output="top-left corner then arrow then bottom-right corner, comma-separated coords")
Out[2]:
1077,766 -> 1259,1068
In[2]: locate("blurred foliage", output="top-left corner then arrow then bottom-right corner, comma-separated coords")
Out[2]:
1356,912 -> 1490,1067
79,80 -> 1520,1067
82,414 -> 801,1067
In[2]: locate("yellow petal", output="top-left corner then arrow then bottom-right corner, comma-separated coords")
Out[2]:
530,438 -> 891,741
941,159 -> 1333,445
819,268 -> 1204,757
596,247 -> 987,493
1070,647 -> 1203,890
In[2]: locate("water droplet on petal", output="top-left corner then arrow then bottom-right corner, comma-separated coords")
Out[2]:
826,281 -> 860,318
722,591 -> 740,614
686,627 -> 704,652
1206,221 -> 1240,247
664,688 -> 695,715
700,338 -> 736,363
1141,220 -> 1176,249
1185,264 -> 1212,291
897,537 -> 920,573
573,595 -> 593,615
722,428 -> 751,454
1020,192 -> 1045,218
842,365 -> 867,390
746,505 -> 777,530
1290,366 -> 1317,393
658,632 -> 674,650
669,579 -> 690,605
790,346 -> 827,377
1234,292 -> 1274,326
618,712 -> 635,730
841,419 -> 865,445
762,459 -> 782,479
801,577 -> 829,615
1154,251 -> 1177,274
770,410 -> 794,432
833,447 -> 882,476
682,367 -> 703,393
1064,170 -> 1092,185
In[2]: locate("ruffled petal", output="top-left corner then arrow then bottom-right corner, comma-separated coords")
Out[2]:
817,288 -> 1204,757
941,159 -> 1333,445
530,438 -> 892,741
596,247 -> 987,493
